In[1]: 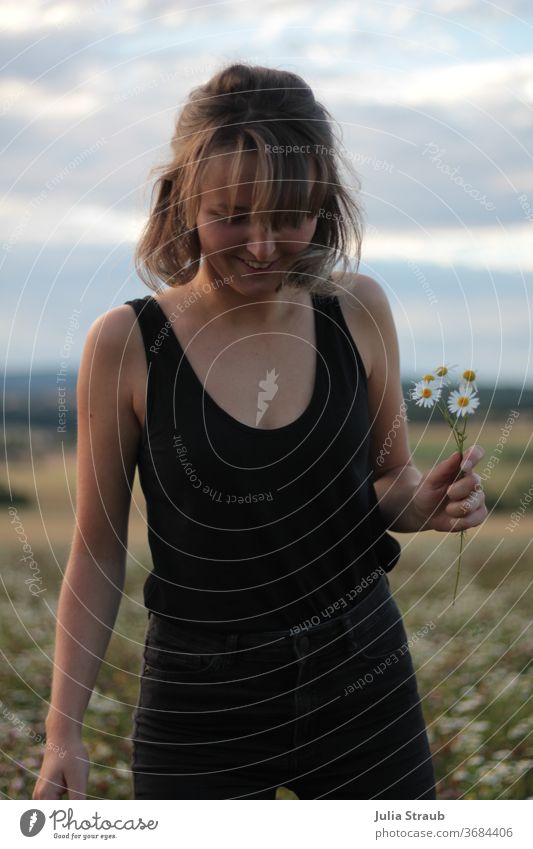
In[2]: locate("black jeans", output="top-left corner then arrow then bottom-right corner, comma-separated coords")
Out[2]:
131,574 -> 436,799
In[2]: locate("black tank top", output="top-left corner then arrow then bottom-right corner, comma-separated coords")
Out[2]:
124,289 -> 401,631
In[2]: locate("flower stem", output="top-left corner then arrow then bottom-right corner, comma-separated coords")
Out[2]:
444,411 -> 467,605
452,528 -> 466,605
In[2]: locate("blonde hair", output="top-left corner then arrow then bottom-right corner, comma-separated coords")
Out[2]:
134,62 -> 364,296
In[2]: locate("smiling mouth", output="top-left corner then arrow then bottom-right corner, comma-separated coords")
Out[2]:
235,257 -> 278,273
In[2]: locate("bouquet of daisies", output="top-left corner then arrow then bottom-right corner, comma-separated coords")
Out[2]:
410,366 -> 480,603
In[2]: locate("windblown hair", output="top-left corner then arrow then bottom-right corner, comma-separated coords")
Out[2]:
134,62 -> 364,296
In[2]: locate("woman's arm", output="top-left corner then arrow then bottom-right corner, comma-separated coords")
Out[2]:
338,275 -> 486,534
33,305 -> 142,799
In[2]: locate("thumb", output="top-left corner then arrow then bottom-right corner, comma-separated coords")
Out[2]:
426,451 -> 463,488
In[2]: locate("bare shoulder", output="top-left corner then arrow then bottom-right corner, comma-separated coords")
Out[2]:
331,271 -> 394,380
332,271 -> 390,317
87,303 -> 142,352
86,303 -> 147,372
80,303 -> 147,413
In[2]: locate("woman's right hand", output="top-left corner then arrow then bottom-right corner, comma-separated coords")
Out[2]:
32,738 -> 90,800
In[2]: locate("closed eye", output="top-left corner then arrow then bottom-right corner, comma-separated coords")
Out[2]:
225,213 -> 249,225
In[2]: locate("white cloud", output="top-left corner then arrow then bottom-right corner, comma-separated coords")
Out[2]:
324,55 -> 533,106
0,0 -> 152,33
0,2 -> 65,32
1,196 -> 143,248
0,76 -> 101,119
393,298 -> 530,335
363,224 -> 533,271
431,0 -> 532,18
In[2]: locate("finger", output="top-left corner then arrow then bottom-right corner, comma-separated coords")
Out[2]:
446,488 -> 485,518
449,503 -> 488,531
447,472 -> 482,500
427,451 -> 463,487
447,482 -> 485,515
459,444 -> 485,474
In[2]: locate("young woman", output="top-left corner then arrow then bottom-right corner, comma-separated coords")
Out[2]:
33,63 -> 487,801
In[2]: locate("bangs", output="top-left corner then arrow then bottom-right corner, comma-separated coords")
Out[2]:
197,128 -> 329,229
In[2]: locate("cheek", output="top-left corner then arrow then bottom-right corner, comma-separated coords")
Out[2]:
197,220 -> 240,252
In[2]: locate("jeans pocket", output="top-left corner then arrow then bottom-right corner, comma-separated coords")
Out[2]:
143,618 -> 230,680
350,597 -> 409,662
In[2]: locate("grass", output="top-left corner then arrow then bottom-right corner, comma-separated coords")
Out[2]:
1,421 -> 531,800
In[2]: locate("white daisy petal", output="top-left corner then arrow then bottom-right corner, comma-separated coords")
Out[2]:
411,379 -> 442,408
447,385 -> 480,417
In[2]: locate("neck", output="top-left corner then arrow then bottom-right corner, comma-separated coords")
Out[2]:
186,265 -> 307,326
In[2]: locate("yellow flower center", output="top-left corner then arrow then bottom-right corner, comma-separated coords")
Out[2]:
422,387 -> 432,398
458,396 -> 470,407
422,374 -> 435,382
462,370 -> 476,382
435,366 -> 448,376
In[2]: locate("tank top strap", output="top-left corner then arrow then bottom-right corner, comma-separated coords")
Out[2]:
123,294 -> 165,366
312,289 -> 369,387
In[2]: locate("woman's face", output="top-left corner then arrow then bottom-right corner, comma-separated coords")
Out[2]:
194,150 -> 318,296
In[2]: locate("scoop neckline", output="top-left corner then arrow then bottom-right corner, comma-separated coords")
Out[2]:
147,292 -> 323,437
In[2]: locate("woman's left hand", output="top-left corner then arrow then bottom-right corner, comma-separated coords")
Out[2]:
413,445 -> 488,533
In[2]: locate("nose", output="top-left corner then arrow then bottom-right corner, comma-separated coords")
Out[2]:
246,219 -> 277,261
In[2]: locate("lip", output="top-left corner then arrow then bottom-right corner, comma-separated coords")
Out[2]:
235,256 -> 278,273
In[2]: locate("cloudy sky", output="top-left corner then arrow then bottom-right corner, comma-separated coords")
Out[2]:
1,0 -> 532,385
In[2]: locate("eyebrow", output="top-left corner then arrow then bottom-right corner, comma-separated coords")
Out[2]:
211,204 -> 250,212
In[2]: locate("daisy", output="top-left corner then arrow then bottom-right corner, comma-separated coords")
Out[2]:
408,362 -> 481,606
447,384 -> 480,417
422,371 -> 447,392
460,369 -> 478,390
410,379 -> 442,408
434,364 -> 458,385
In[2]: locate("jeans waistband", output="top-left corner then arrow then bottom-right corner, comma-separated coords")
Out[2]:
234,572 -> 392,648
147,572 -> 393,654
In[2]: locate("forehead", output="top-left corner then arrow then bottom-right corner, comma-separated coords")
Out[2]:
199,150 -> 256,196
197,148 -> 316,204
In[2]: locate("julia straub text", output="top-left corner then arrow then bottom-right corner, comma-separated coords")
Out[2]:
374,810 -> 445,822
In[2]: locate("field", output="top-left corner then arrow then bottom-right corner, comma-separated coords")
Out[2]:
1,418 -> 531,800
